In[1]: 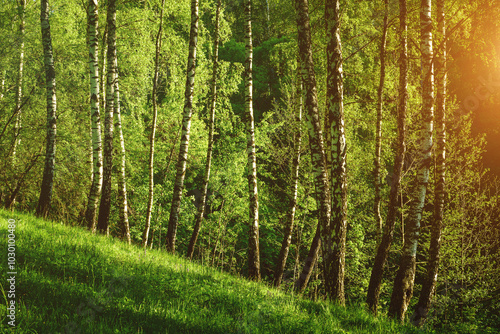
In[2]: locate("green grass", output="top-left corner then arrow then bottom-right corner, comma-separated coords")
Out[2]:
0,209 -> 427,333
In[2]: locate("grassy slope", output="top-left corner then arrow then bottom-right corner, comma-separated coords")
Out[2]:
0,210 -> 427,333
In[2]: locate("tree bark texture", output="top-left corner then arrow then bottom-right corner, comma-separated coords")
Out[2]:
324,0 -> 347,305
366,0 -> 408,315
97,0 -> 117,234
294,0 -> 331,293
274,62 -> 302,288
143,0 -> 165,249
166,0 -> 199,253
389,0 -> 434,321
12,0 -> 25,166
413,0 -> 446,325
85,0 -> 103,232
244,0 -> 261,281
36,0 -> 57,218
187,0 -> 221,260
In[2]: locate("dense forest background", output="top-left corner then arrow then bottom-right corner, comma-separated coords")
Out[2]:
1,0 -> 499,331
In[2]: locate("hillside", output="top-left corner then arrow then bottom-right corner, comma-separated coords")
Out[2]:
0,209 -> 426,333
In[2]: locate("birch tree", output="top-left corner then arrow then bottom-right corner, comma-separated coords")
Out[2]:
114,69 -> 131,244
273,62 -> 302,288
374,0 -> 389,235
36,0 -> 57,218
294,0 -> 331,293
389,0 -> 434,321
324,0 -> 347,304
244,0 -> 261,281
143,0 -> 166,249
97,0 -> 117,234
84,0 -> 103,232
366,0 -> 408,315
166,0 -> 199,253
12,0 -> 25,166
187,0 -> 221,260
413,0 -> 446,325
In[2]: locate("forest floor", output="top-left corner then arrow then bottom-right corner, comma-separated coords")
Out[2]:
0,209 -> 428,333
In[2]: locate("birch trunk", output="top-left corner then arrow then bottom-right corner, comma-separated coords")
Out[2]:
273,62 -> 302,288
413,0 -> 446,325
294,0 -> 331,293
97,0 -> 117,234
324,0 -> 347,305
114,68 -> 131,244
12,0 -> 25,166
374,0 -> 388,235
244,0 -> 261,281
366,0 -> 408,315
36,0 -> 57,218
389,0 -> 434,321
166,0 -> 199,253
187,0 -> 221,259
84,0 -> 103,232
143,0 -> 165,249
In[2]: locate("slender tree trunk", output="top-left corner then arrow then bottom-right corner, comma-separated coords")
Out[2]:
143,0 -> 166,249
389,0 -> 434,321
166,0 -> 199,253
0,69 -> 5,100
294,0 -> 331,293
12,0 -> 25,166
374,0 -> 389,236
100,25 -> 107,120
324,0 -> 347,305
187,0 -> 221,260
114,70 -> 131,244
36,0 -> 57,218
366,0 -> 408,315
244,0 -> 261,281
294,218 -> 321,293
273,63 -> 302,287
85,0 -> 103,232
97,0 -> 117,234
413,0 -> 446,325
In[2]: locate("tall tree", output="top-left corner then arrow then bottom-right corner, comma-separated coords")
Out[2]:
374,0 -> 389,235
84,0 -> 103,232
244,0 -> 261,281
12,0 -> 25,166
389,0 -> 434,321
412,0 -> 446,325
294,0 -> 331,293
366,0 -> 408,315
273,62 -> 302,287
143,0 -> 166,249
36,0 -> 57,218
324,0 -> 347,304
187,0 -> 221,259
114,66 -> 131,244
166,0 -> 199,253
97,0 -> 117,234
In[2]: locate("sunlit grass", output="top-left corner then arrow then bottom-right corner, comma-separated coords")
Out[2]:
0,209 -> 427,333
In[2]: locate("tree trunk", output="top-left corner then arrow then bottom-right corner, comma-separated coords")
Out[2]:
366,0 -> 408,315
244,0 -> 261,281
97,0 -> 117,234
389,0 -> 434,321
114,68 -> 131,244
0,69 -> 5,100
166,0 -> 199,253
413,0 -> 446,325
36,0 -> 57,218
12,0 -> 25,167
85,0 -> 103,232
294,221 -> 321,293
324,0 -> 347,305
294,0 -> 331,293
143,0 -> 166,249
273,63 -> 302,288
374,0 -> 388,236
187,0 -> 221,260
